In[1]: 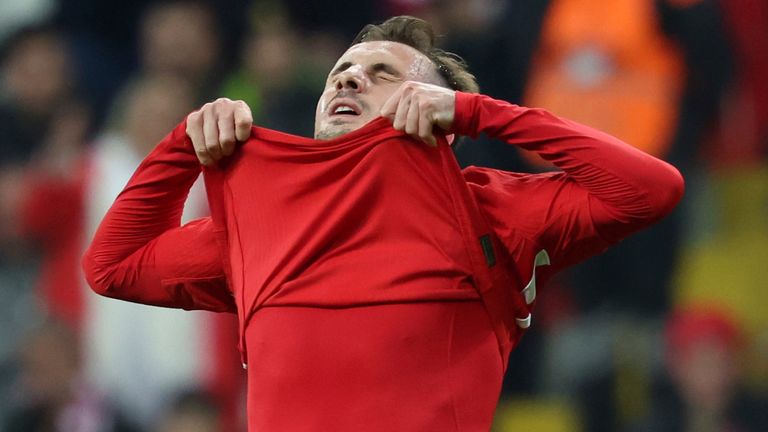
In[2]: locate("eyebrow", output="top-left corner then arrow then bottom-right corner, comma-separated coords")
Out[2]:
331,62 -> 354,76
330,61 -> 403,78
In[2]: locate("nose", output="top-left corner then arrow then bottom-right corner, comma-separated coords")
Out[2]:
334,66 -> 366,93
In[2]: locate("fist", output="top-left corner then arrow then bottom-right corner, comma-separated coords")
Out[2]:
379,81 -> 456,147
186,98 -> 253,165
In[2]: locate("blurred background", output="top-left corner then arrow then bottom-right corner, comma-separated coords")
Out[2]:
0,0 -> 765,431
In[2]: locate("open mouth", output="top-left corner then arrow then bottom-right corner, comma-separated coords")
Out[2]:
329,100 -> 362,117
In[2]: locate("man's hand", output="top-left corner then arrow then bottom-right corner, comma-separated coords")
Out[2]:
379,81 -> 455,147
186,98 -> 253,165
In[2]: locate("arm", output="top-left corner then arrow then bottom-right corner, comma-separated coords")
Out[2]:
82,121 -> 235,312
454,92 -> 684,271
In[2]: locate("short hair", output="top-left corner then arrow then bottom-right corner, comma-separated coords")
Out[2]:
1,23 -> 64,66
352,16 -> 479,93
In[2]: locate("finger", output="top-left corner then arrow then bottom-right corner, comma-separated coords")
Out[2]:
405,96 -> 420,136
418,111 -> 437,147
234,101 -> 253,143
392,93 -> 411,131
217,109 -> 236,156
380,86 -> 404,118
203,107 -> 223,160
186,111 -> 212,165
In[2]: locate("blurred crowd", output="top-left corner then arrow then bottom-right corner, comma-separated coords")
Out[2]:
0,0 -> 765,431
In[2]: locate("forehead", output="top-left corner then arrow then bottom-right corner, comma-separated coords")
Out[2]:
332,41 -> 434,74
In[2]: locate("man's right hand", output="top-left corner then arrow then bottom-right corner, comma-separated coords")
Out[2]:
186,98 -> 253,165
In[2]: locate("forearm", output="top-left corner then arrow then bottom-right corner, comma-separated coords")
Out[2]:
453,92 -> 684,239
82,120 -> 231,310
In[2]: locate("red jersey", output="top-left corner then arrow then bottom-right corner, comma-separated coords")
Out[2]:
83,92 -> 683,431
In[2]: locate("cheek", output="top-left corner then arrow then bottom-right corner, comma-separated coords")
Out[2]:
316,97 -> 326,117
368,89 -> 396,114
316,90 -> 332,118
314,101 -> 323,134
315,99 -> 324,120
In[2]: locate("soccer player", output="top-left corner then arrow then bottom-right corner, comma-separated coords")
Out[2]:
83,16 -> 684,431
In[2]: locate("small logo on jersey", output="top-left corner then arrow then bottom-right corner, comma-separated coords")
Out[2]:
479,234 -> 496,267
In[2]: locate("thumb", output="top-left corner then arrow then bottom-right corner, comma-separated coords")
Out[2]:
380,88 -> 403,118
234,102 -> 253,141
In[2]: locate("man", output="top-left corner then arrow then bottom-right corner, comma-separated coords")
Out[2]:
83,16 -> 684,431
3,321 -> 139,432
632,306 -> 767,431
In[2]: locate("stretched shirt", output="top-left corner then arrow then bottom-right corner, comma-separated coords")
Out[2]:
83,92 -> 683,431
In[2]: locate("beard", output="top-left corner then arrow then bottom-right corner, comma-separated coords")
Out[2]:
314,124 -> 354,141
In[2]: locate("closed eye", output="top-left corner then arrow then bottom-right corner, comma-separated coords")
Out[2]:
327,61 -> 403,83
370,63 -> 402,79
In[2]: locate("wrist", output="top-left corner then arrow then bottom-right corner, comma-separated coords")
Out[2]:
451,92 -> 481,138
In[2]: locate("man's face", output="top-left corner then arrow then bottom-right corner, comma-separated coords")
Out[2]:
314,41 -> 440,140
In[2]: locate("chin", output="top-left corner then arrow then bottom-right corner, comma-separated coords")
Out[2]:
316,119 -> 365,140
315,127 -> 353,141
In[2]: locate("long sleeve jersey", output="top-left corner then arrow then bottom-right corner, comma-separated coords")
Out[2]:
83,92 -> 683,431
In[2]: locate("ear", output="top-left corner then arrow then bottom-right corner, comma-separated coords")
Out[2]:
446,134 -> 456,146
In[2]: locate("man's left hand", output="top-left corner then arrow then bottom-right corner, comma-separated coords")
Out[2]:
380,81 -> 455,147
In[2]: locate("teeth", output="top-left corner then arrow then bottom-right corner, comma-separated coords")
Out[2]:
334,105 -> 356,114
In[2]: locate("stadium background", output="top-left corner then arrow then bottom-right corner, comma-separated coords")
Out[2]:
0,0 -> 765,430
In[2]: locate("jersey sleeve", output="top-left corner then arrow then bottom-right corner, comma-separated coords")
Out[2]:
455,92 -> 684,273
82,121 -> 235,313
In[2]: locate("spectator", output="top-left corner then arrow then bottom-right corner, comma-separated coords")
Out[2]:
0,24 -> 90,326
3,320 -> 138,432
1,74 -> 193,332
630,306 -> 768,431
2,73 -> 241,427
523,0 -> 690,315
154,389 -> 220,432
138,0 -> 222,102
714,0 -> 768,164
521,2 -> 734,429
220,5 -> 324,136
0,24 -> 89,169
